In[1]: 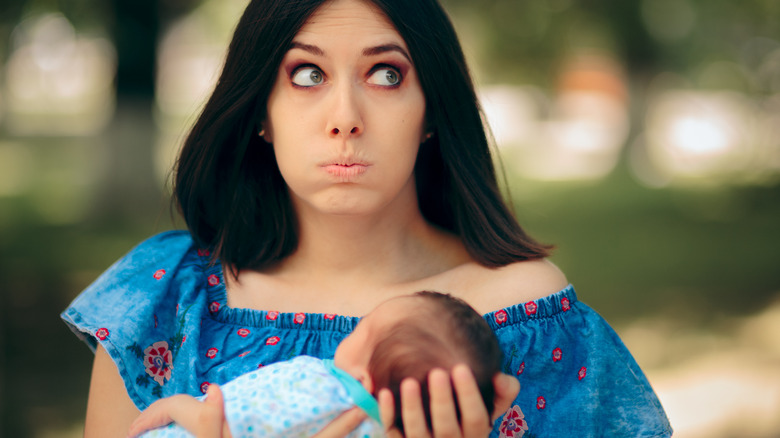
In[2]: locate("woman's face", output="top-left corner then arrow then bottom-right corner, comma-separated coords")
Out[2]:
265,0 -> 427,218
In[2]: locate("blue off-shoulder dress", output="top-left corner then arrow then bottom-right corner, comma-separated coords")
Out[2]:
61,231 -> 672,437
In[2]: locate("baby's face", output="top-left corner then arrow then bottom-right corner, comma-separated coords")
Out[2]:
333,296 -> 419,390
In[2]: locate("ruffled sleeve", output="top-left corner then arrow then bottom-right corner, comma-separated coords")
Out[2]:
61,230 -> 206,409
485,286 -> 672,437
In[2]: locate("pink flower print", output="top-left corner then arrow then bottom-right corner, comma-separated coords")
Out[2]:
495,309 -> 508,324
293,313 -> 306,324
144,341 -> 173,386
266,311 -> 279,321
207,274 -> 220,286
209,301 -> 220,314
324,313 -> 336,320
498,405 -> 528,438
239,351 -> 251,357
200,381 -> 210,394
516,361 -> 525,375
206,348 -> 218,359
181,335 -> 186,347
266,336 -> 280,345
561,297 -> 570,312
524,302 -> 537,316
536,396 -> 546,410
258,363 -> 264,369
552,347 -> 562,362
153,269 -> 166,280
578,366 -> 587,380
237,328 -> 251,338
197,248 -> 210,257
95,328 -> 109,341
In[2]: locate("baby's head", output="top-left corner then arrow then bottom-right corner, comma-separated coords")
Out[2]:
334,291 -> 503,433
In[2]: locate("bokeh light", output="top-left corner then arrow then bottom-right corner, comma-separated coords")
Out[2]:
3,13 -> 115,136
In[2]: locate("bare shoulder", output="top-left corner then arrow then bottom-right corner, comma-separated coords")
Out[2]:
446,258 -> 569,314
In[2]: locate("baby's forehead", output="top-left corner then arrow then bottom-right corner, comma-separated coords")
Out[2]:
364,295 -> 437,326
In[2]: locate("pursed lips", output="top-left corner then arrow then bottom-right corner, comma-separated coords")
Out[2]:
321,160 -> 371,179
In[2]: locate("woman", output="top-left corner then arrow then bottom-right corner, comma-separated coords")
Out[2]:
63,0 -> 672,436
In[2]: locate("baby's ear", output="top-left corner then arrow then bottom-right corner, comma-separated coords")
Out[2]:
359,371 -> 374,394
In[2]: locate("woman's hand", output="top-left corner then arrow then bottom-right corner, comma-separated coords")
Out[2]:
126,384 -> 232,438
379,364 -> 520,438
311,407 -> 368,438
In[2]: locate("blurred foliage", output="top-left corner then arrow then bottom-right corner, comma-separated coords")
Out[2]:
442,0 -> 780,91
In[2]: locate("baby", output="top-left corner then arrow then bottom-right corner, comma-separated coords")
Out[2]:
130,291 -> 503,437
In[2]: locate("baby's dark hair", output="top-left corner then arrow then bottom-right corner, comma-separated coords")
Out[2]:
367,291 -> 503,434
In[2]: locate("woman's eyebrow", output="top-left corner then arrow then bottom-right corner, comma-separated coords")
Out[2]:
288,41 -> 411,63
288,41 -> 324,56
362,44 -> 411,63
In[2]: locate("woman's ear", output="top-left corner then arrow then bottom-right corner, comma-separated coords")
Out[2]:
258,122 -> 273,143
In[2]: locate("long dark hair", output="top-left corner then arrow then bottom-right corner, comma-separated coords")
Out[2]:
174,0 -> 551,271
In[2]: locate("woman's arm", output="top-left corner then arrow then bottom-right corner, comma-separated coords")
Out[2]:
126,385 -> 233,438
84,344 -> 140,438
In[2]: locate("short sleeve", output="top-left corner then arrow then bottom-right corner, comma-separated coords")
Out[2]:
61,230 -> 206,409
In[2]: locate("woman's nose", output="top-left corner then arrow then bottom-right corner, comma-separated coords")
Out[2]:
326,84 -> 363,137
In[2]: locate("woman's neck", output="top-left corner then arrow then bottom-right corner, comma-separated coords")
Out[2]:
274,197 -> 470,289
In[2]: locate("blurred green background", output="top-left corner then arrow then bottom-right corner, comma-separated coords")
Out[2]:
1,0 -> 779,437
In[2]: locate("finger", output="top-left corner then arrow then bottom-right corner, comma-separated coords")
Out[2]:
427,369 -> 460,438
311,407 -> 367,438
196,384 -> 231,438
491,373 -> 520,422
378,388 -> 398,435
127,395 -> 198,437
451,364 -> 491,437
400,378 -> 431,438
378,389 -> 404,438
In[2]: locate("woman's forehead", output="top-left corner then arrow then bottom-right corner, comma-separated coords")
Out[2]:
295,0 -> 404,47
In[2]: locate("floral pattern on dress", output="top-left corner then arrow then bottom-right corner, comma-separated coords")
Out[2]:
495,309 -> 508,324
561,297 -> 570,312
499,405 -> 529,438
95,327 -> 109,340
144,341 -> 174,386
578,366 -> 587,380
294,313 -> 306,324
237,328 -> 251,337
552,347 -> 562,362
536,396 -> 546,410
524,302 -> 537,316
153,269 -> 166,280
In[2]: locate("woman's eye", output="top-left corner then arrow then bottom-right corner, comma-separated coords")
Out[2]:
291,66 -> 324,87
367,66 -> 402,87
